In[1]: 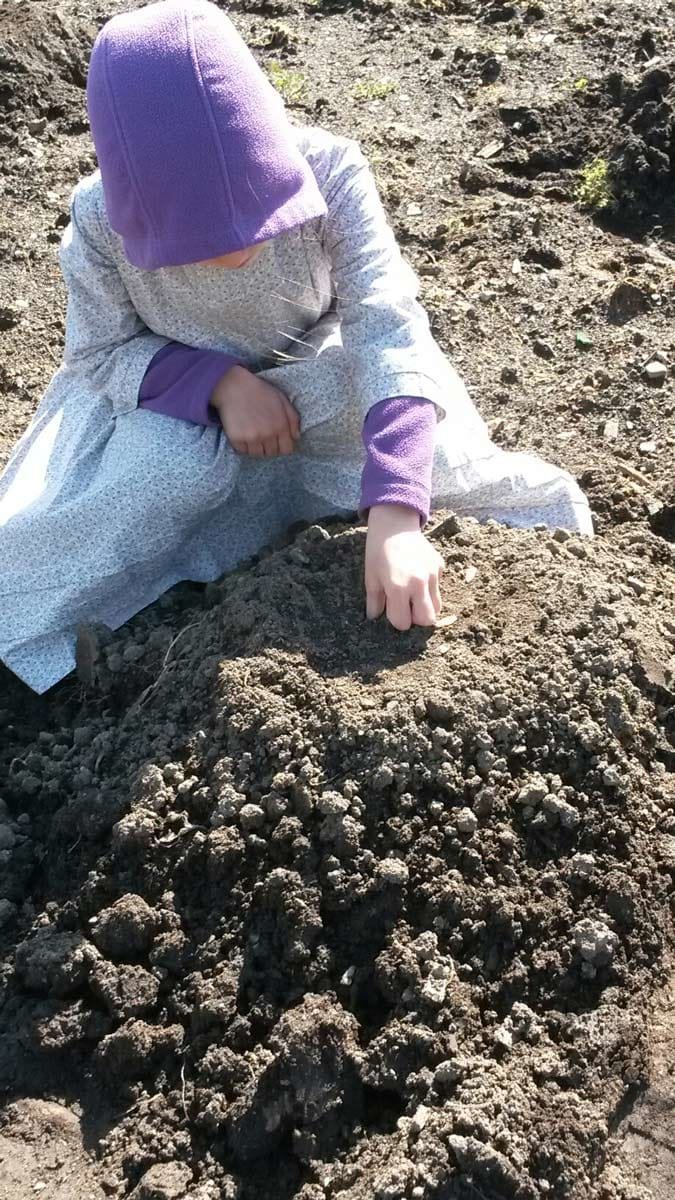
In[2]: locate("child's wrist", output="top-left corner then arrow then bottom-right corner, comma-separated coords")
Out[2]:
367,503 -> 422,533
211,364 -> 248,413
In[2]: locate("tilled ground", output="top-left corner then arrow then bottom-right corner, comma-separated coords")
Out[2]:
1,516 -> 675,1199
1,0 -> 675,1198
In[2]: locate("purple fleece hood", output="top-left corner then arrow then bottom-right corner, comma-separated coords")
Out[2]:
86,0 -> 327,269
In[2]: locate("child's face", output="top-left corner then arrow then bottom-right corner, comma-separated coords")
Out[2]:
198,243 -> 268,269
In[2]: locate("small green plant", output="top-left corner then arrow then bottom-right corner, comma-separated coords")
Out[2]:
266,61 -> 307,104
252,21 -> 300,52
353,79 -> 397,102
575,158 -> 613,209
573,77 -> 589,90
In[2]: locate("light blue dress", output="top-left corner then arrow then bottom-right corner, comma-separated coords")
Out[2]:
0,126 -> 592,692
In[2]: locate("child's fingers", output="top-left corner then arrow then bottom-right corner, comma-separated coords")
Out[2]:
385,585 -> 413,631
282,397 -> 301,440
411,583 -> 437,627
429,570 -> 442,616
277,431 -> 296,456
365,581 -> 386,620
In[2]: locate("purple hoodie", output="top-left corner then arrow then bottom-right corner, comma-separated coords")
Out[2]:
87,0 -> 435,519
87,0 -> 327,267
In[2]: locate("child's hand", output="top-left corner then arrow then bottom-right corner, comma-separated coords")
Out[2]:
365,504 -> 444,630
211,365 -> 300,457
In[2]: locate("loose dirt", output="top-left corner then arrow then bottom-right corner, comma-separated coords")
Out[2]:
1,1 -> 674,1198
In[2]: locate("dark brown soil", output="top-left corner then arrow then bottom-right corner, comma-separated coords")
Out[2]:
1,2 -> 675,1199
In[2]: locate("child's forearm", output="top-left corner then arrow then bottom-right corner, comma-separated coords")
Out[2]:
139,352 -> 437,522
138,342 -> 241,425
360,396 -> 436,523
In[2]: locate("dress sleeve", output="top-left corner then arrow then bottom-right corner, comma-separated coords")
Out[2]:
138,342 -> 241,426
59,183 -> 171,416
321,139 -> 448,416
360,396 -> 436,523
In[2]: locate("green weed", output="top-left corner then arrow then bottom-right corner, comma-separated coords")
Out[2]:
353,79 -> 397,102
266,60 -> 307,104
575,158 -> 613,209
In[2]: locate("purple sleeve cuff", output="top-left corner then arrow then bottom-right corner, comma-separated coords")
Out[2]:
360,396 -> 436,523
138,342 -> 241,426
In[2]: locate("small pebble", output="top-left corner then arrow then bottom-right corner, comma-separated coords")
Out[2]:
377,858 -> 409,885
372,764 -> 394,789
239,803 -> 266,832
626,576 -> 646,596
603,418 -> 619,441
517,776 -> 549,806
573,917 -> 619,965
638,440 -> 656,455
435,614 -> 458,629
602,765 -> 622,788
317,791 -> 350,816
413,931 -> 438,961
456,808 -> 478,835
410,1105 -> 430,1133
644,360 -> 667,385
571,853 -> 595,877
533,338 -> 554,360
494,1023 -> 513,1050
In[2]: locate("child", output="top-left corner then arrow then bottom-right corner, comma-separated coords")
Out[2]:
0,0 -> 591,694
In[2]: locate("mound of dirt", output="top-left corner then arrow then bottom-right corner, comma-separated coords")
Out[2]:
1,517 -> 674,1199
609,66 -> 675,224
0,4 -> 93,141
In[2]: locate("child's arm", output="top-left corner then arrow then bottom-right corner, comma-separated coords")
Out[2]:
320,140 -> 448,627
362,396 -> 443,628
138,343 -> 238,426
361,396 -> 436,523
59,183 -> 171,414
139,345 -> 300,456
